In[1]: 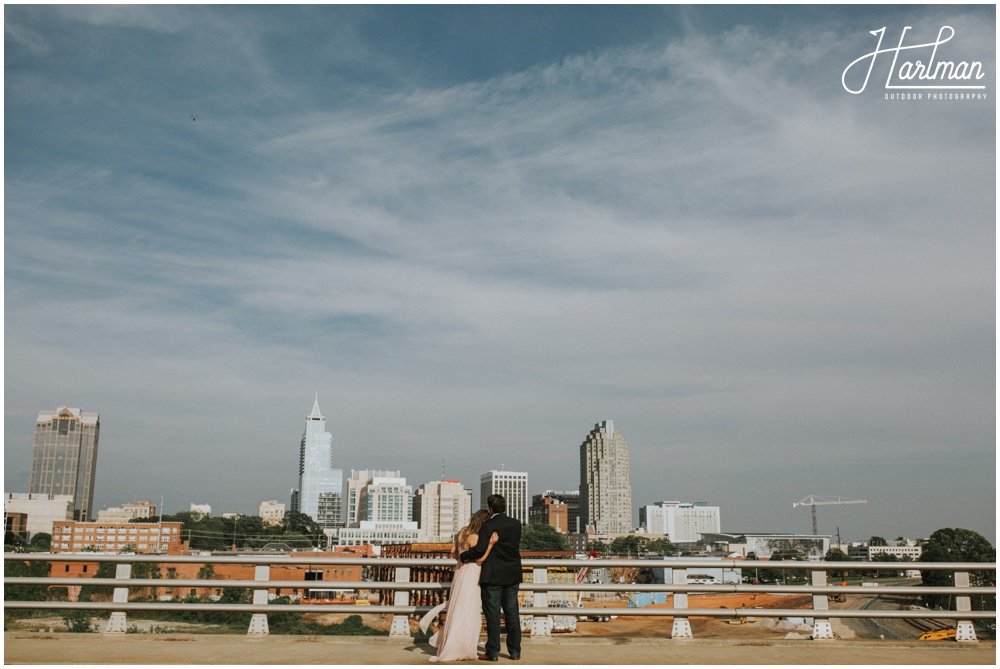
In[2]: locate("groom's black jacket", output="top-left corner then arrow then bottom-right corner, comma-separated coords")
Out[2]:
460,512 -> 523,585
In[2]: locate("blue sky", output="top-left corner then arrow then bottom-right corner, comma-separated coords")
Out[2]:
5,5 -> 995,543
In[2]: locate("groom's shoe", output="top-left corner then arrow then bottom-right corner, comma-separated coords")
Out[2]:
509,653 -> 521,660
478,654 -> 498,662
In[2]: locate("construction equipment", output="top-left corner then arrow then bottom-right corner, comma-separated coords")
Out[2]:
919,628 -> 957,641
793,495 -> 867,535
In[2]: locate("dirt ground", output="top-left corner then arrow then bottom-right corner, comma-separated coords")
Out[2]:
308,592 -> 822,640
573,593 -> 816,639
10,593 -> 833,640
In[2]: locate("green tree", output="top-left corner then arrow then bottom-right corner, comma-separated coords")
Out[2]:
919,528 -> 995,611
130,562 -> 162,599
5,531 -> 29,552
78,562 -> 117,602
4,560 -> 51,602
28,533 -> 52,552
825,548 -> 850,562
282,512 -> 326,548
609,535 -> 648,557
586,540 -> 609,555
869,536 -> 888,546
646,538 -> 678,556
520,524 -> 570,551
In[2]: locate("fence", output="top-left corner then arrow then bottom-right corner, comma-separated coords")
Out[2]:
4,553 -> 995,642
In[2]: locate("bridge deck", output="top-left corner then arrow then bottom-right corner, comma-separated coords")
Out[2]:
4,632 -> 996,665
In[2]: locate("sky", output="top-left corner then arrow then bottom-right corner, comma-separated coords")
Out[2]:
4,5 -> 996,545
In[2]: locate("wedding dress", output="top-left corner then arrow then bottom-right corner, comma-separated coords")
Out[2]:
420,538 -> 483,662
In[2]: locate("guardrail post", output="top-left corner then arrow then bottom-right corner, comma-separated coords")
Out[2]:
810,568 -> 834,640
531,567 -> 551,636
671,567 -> 693,639
390,567 -> 411,637
104,562 -> 132,633
953,570 -> 978,643
247,565 -> 270,635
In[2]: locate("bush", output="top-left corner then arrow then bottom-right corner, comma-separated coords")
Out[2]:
62,610 -> 95,633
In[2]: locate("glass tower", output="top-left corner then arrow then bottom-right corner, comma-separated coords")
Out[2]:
296,395 -> 343,529
29,407 -> 101,521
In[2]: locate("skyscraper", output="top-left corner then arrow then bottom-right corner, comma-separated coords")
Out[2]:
295,395 -> 343,529
579,420 -> 633,534
480,470 -> 528,524
29,407 -> 100,522
414,480 -> 473,542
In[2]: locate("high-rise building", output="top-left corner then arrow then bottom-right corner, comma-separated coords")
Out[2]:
579,420 -> 633,534
337,470 -> 419,546
414,480 -> 473,542
639,501 -> 721,542
480,470 -> 528,524
346,469 -> 400,526
296,395 -> 344,529
29,407 -> 100,522
354,473 -> 414,526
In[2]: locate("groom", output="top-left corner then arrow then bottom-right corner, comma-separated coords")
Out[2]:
460,493 -> 522,661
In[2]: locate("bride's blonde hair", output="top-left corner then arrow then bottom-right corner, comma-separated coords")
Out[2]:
458,509 -> 492,545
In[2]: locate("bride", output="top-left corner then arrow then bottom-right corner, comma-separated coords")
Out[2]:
421,509 -> 499,662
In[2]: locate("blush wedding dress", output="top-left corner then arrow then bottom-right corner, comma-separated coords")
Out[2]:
420,537 -> 484,662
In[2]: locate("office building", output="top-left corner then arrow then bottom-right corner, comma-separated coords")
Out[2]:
51,520 -> 184,554
4,492 -> 75,539
413,480 -> 472,542
351,473 -> 414,526
295,395 -> 344,529
259,500 -> 286,526
579,420 -> 632,534
639,501 -> 721,542
337,472 -> 418,546
530,490 -> 581,534
29,407 -> 101,521
189,503 -> 212,518
97,501 -> 156,523
346,469 -> 401,526
480,470 -> 528,524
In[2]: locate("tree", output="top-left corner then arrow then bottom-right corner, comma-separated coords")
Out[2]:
4,560 -> 51,602
587,540 -> 609,555
646,538 -> 678,556
29,533 -> 52,552
520,524 -> 569,552
825,548 -> 850,562
5,531 -> 28,552
282,512 -> 326,548
609,535 -> 648,557
77,562 -> 117,601
919,527 -> 995,611
869,536 -> 888,546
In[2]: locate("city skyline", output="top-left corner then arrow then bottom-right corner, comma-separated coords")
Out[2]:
4,6 -> 995,545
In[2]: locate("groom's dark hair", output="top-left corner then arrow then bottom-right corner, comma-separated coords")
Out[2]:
487,494 -> 506,514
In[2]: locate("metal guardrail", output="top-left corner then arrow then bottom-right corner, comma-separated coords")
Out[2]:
4,552 -> 995,642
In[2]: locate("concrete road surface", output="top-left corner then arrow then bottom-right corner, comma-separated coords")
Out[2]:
4,632 -> 996,665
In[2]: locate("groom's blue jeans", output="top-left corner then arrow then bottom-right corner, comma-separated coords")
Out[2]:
481,583 -> 521,658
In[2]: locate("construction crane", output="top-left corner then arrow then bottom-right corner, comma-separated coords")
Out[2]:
793,495 -> 868,535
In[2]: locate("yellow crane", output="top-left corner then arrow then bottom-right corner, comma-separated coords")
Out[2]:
793,495 -> 868,535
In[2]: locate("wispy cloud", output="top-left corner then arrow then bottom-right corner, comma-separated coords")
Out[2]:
5,6 -> 994,539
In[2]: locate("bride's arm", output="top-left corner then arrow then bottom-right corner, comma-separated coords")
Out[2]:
474,532 -> 500,566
